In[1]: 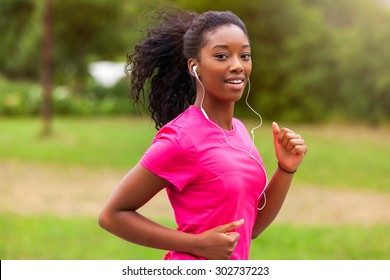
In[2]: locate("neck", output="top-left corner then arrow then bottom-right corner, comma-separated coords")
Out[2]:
194,96 -> 235,131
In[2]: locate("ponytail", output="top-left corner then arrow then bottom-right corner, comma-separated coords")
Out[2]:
126,9 -> 198,130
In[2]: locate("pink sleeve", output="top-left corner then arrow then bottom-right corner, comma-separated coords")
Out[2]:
140,125 -> 199,191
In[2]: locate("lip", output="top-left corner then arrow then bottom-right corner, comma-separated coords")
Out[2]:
225,75 -> 246,82
224,76 -> 246,90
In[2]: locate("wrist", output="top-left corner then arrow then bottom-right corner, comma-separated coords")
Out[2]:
277,162 -> 297,174
187,232 -> 203,257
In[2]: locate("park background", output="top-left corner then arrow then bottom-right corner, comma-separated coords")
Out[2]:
0,0 -> 389,259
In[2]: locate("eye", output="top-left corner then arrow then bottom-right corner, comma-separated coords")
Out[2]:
215,53 -> 228,60
241,53 -> 251,60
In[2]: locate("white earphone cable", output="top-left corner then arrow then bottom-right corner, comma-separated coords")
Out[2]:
245,78 -> 263,154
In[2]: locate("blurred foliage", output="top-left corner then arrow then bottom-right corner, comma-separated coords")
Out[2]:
0,0 -> 41,79
0,74 -> 134,116
53,0 -> 129,94
0,0 -> 390,123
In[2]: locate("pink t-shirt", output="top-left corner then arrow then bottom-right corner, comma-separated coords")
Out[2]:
140,105 -> 267,260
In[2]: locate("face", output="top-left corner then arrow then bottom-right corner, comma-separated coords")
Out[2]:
196,24 -> 252,104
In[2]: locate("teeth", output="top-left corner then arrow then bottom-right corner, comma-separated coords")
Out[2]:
226,80 -> 243,84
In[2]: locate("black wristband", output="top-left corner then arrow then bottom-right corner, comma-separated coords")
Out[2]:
278,162 -> 297,174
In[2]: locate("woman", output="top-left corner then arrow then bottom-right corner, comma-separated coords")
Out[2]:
99,9 -> 307,260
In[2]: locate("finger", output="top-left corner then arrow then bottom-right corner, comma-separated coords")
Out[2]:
215,219 -> 244,233
224,232 -> 241,242
290,144 -> 308,156
279,128 -> 295,145
272,122 -> 280,143
282,131 -> 302,148
222,232 -> 241,260
286,138 -> 306,152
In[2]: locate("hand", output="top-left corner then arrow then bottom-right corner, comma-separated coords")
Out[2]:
272,122 -> 307,172
192,219 -> 244,260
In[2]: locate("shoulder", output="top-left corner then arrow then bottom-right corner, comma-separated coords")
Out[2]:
151,107 -> 202,152
233,117 -> 248,133
154,106 -> 207,146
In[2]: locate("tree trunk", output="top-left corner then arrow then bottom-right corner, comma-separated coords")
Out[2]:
41,0 -> 53,137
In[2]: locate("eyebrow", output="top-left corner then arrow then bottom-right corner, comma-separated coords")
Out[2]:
212,44 -> 251,50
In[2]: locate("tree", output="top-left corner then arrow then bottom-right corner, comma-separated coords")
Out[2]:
312,0 -> 390,124
41,0 -> 53,136
0,0 -> 41,80
52,0 -> 130,94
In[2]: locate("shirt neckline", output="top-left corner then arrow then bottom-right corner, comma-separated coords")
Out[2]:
189,105 -> 236,136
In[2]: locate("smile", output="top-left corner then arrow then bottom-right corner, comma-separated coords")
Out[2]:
225,80 -> 244,84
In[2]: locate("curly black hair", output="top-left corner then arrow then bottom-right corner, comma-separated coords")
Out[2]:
126,9 -> 248,130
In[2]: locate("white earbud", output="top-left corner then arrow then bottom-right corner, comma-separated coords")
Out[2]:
193,65 -> 198,78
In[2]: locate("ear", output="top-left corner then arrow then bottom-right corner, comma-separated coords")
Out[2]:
188,58 -> 197,77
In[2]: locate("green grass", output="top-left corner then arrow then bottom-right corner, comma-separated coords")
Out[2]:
295,125 -> 390,191
0,117 -> 389,191
0,214 -> 388,260
0,214 -> 167,260
0,117 -> 156,169
251,223 -> 390,260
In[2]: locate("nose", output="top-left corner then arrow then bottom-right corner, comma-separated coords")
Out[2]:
230,57 -> 244,73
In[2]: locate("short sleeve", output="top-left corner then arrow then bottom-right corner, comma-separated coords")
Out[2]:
140,125 -> 199,191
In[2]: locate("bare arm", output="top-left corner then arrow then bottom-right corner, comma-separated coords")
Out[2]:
252,122 -> 307,238
99,163 -> 243,259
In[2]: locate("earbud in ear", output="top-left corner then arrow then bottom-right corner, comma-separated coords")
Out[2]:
193,65 -> 200,80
